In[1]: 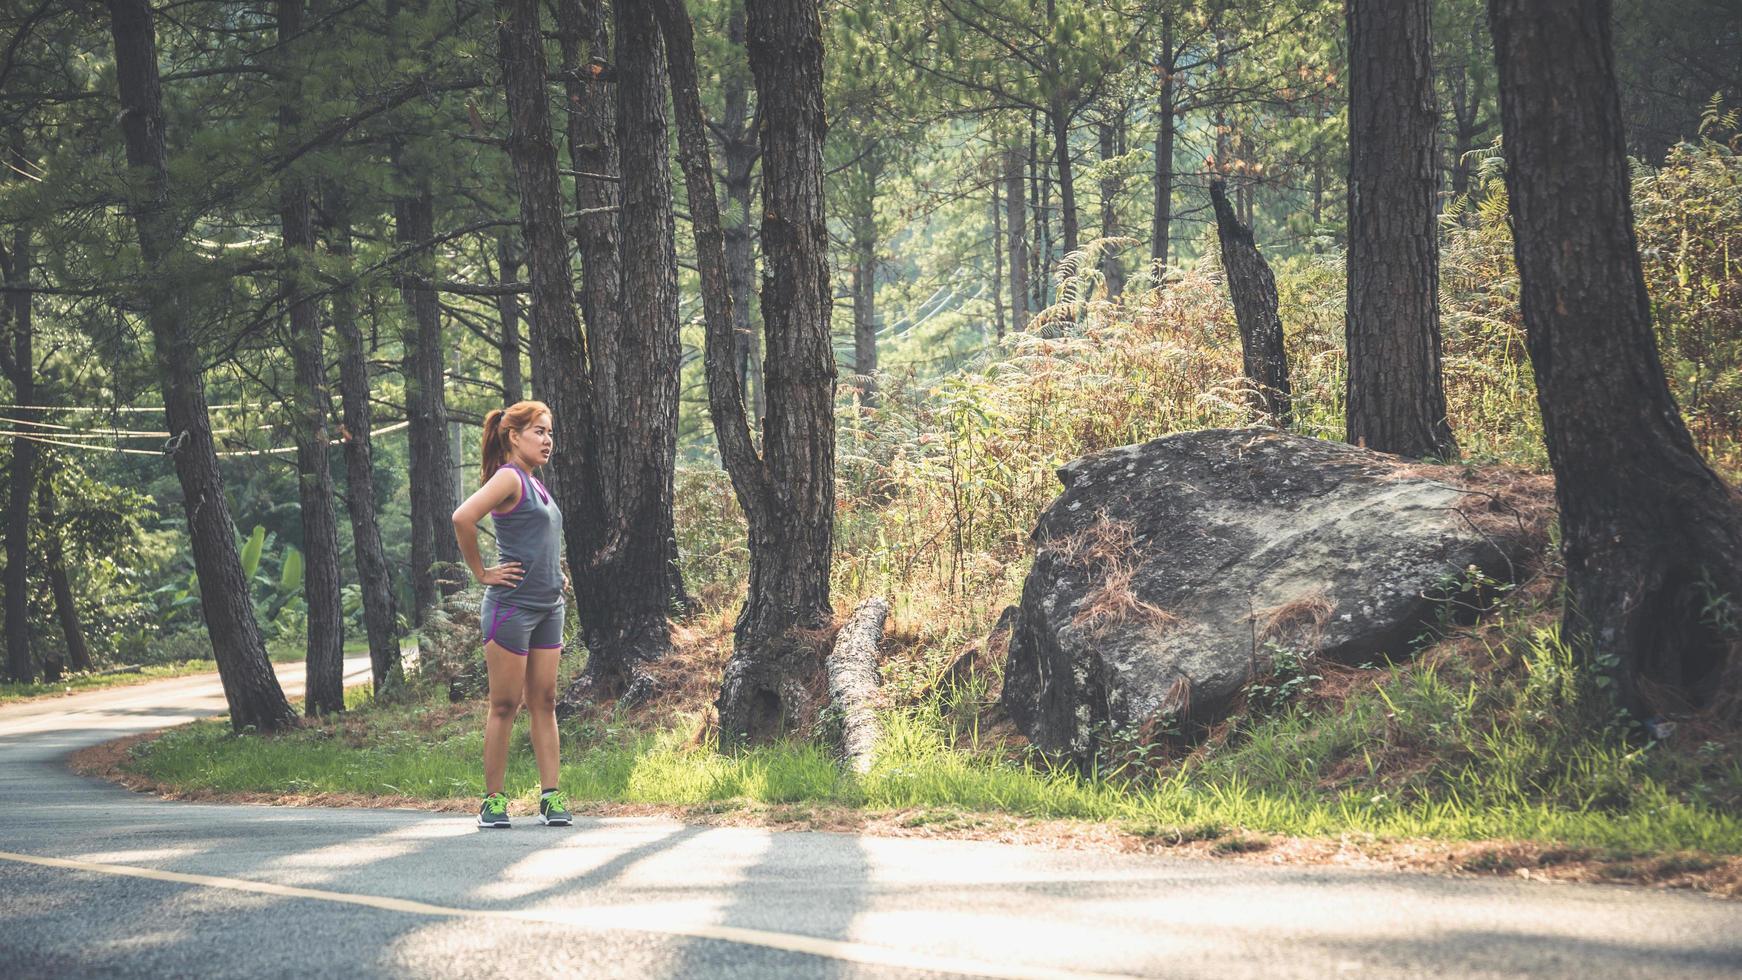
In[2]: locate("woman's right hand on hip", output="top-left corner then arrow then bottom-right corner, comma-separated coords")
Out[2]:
479,562 -> 523,587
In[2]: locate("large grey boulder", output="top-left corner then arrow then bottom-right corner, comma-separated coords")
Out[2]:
1000,428 -> 1549,761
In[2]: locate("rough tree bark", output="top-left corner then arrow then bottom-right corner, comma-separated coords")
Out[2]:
1097,117 -> 1125,298
551,0 -> 614,646
1004,145 -> 1029,332
395,186 -> 460,623
494,231 -> 523,404
851,160 -> 879,407
653,0 -> 835,746
501,0 -> 609,690
1042,0 -> 1077,259
1489,0 -> 1742,712
38,466 -> 93,674
991,188 -> 1004,340
2,218 -> 37,684
718,0 -> 765,424
1048,98 -> 1078,258
278,0 -> 345,716
826,596 -> 889,774
721,0 -> 838,741
1445,19 -> 1490,205
517,0 -> 685,701
555,0 -> 618,362
589,0 -> 685,693
1210,179 -> 1292,425
1151,12 -> 1175,269
387,0 -> 458,624
1345,0 -> 1456,459
1030,120 -> 1049,305
106,0 -> 297,731
325,192 -> 402,695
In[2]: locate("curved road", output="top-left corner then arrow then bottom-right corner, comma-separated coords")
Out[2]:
1,661 -> 1739,979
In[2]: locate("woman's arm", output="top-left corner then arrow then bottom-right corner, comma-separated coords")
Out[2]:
452,469 -> 525,588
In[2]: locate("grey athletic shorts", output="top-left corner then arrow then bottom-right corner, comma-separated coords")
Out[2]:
480,596 -> 565,655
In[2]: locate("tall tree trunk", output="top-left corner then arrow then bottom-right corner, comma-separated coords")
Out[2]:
1210,180 -> 1292,425
395,186 -> 460,622
1097,118 -> 1125,298
567,0 -> 685,695
326,193 -> 402,695
278,0 -> 345,716
106,0 -> 296,732
2,219 -> 36,684
1311,118 -> 1326,230
719,0 -> 765,426
718,0 -> 836,743
555,0 -> 618,358
1237,159 -> 1255,230
1049,100 -> 1078,257
552,0 -> 615,636
991,186 -> 1004,341
1005,145 -> 1029,332
727,168 -> 765,428
494,231 -> 524,404
1043,0 -> 1076,256
851,162 -> 878,407
37,462 -> 92,673
1151,15 -> 1175,269
653,0 -> 834,747
1030,118 -> 1048,308
1345,0 -> 1456,459
1489,0 -> 1742,712
1447,20 -> 1489,207
504,0 -> 608,692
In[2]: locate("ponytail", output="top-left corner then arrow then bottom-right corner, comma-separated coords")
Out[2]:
479,409 -> 507,485
480,400 -> 552,484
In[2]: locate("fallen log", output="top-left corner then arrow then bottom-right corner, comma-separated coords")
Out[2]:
826,596 -> 890,773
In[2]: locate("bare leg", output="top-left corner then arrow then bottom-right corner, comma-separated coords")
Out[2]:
483,642 -> 528,795
524,646 -> 562,791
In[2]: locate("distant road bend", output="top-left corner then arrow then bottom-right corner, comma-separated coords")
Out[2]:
1,661 -> 1739,979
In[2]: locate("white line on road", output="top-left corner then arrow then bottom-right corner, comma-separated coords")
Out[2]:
0,849 -> 1145,980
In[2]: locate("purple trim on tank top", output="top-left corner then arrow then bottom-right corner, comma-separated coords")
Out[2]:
489,464 -> 528,516
530,475 -> 550,505
503,465 -> 531,515
484,603 -> 516,645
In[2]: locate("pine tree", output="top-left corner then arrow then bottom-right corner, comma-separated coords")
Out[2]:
1345,0 -> 1456,458
1490,0 -> 1742,711
106,0 -> 297,732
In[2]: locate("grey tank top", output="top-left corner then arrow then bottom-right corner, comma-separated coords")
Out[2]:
484,463 -> 564,610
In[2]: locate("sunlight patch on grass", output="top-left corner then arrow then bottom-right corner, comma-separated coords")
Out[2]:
124,674 -> 1742,857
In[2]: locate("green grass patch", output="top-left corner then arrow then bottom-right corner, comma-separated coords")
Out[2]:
124,670 -> 1742,857
114,584 -> 1742,861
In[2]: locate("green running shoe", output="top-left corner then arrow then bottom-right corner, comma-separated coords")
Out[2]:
538,790 -> 572,827
478,792 -> 511,828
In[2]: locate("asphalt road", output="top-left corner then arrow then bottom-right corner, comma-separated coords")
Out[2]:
3,659 -> 1740,979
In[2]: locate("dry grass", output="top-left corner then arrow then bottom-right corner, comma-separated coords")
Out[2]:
1392,461 -> 1558,554
1050,516 -> 1181,638
570,610 -> 737,739
1257,590 -> 1336,647
1073,562 -> 1181,637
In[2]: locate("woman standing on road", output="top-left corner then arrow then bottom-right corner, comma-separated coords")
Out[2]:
452,400 -> 572,829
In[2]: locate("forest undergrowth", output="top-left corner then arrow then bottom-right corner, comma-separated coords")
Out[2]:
121,141 -> 1742,868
